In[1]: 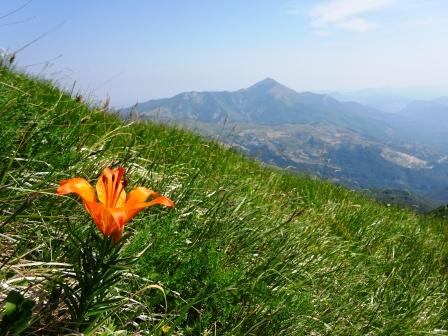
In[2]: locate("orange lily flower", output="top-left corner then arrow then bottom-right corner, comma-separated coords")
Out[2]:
56,167 -> 174,242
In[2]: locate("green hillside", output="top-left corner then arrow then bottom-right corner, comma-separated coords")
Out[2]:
1,67 -> 447,335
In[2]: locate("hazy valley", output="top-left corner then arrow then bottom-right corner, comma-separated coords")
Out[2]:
124,78 -> 448,211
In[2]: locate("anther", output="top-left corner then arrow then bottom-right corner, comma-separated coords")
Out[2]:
122,177 -> 128,188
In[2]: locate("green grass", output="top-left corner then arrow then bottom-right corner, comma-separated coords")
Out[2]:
0,66 -> 447,335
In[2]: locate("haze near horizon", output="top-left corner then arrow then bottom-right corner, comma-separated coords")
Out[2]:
1,0 -> 448,106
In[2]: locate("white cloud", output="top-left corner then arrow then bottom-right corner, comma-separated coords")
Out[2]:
309,0 -> 395,33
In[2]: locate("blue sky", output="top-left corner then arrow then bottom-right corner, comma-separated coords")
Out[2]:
1,0 -> 448,106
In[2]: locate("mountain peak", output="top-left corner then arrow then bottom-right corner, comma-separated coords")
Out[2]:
246,78 -> 299,102
249,77 -> 282,89
259,77 -> 278,85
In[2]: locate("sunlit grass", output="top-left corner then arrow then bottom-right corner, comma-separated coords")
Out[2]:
1,66 -> 447,334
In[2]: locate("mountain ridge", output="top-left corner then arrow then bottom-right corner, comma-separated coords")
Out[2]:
123,79 -> 448,207
125,78 -> 392,140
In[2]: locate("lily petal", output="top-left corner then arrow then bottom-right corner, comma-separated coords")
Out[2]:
57,178 -> 96,203
84,202 -> 122,238
126,187 -> 158,207
125,196 -> 174,222
107,207 -> 128,242
146,196 -> 175,208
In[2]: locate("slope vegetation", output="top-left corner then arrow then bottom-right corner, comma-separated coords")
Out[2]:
1,67 -> 447,335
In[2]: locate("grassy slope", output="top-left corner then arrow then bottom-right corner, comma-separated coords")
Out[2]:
0,67 -> 447,335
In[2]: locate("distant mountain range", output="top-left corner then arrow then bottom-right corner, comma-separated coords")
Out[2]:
385,97 -> 448,152
129,78 -> 392,139
329,89 -> 413,114
123,79 -> 448,210
329,90 -> 448,153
